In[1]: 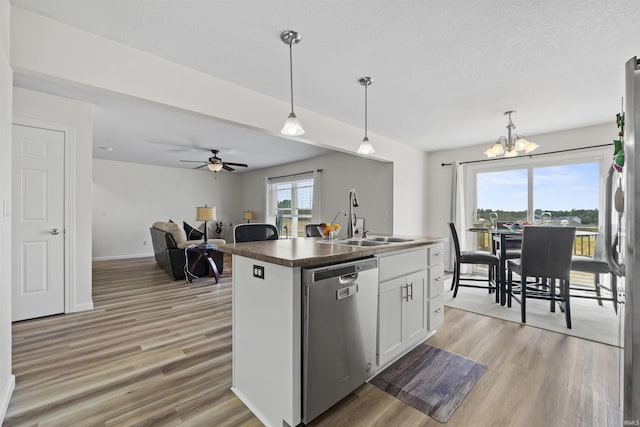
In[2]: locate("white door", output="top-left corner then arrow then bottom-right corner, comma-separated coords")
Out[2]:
12,124 -> 65,321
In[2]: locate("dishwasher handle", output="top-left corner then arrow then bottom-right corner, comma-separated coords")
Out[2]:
339,273 -> 358,285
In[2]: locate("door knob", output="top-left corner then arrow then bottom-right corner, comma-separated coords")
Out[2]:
51,228 -> 60,235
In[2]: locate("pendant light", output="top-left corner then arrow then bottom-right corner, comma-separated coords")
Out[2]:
357,76 -> 375,154
280,30 -> 304,136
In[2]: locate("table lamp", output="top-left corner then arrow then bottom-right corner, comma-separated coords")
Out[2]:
243,210 -> 254,223
196,205 -> 216,242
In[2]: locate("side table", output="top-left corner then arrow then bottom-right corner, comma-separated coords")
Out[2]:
186,246 -> 221,284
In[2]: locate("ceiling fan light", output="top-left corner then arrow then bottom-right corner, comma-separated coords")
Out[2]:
208,163 -> 223,172
281,112 -> 305,136
357,137 -> 375,155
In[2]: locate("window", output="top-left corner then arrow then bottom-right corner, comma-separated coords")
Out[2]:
470,154 -> 605,254
268,173 -> 317,238
475,160 -> 601,227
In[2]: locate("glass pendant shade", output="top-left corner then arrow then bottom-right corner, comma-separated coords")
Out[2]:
504,148 -> 518,158
524,140 -> 539,153
357,137 -> 375,155
515,136 -> 528,152
281,112 -> 305,136
207,163 -> 224,172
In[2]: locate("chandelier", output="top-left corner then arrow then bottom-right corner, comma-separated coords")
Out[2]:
484,110 -> 539,158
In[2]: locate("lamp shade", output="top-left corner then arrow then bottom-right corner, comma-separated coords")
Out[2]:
281,113 -> 305,136
207,163 -> 224,172
196,206 -> 216,221
243,210 -> 255,221
357,138 -> 375,155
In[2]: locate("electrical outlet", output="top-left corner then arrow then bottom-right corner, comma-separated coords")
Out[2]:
253,265 -> 264,279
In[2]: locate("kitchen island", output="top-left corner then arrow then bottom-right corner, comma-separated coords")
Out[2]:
217,235 -> 446,427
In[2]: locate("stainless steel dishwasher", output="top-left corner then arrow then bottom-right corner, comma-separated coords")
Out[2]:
302,257 -> 379,424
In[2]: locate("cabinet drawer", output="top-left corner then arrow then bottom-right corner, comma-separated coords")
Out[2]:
427,264 -> 445,298
427,294 -> 444,330
378,247 -> 428,282
427,244 -> 445,267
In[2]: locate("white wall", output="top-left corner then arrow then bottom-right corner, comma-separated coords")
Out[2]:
0,0 -> 14,421
239,151 -> 394,235
92,159 -> 243,259
13,87 -> 94,312
10,7 -> 429,236
426,122 -> 616,260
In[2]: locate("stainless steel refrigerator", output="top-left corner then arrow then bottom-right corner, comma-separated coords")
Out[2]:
612,56 -> 640,423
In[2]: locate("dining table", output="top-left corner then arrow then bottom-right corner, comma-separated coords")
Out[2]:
468,226 -> 598,306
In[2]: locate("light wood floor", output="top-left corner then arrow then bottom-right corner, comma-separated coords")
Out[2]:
5,257 -> 621,426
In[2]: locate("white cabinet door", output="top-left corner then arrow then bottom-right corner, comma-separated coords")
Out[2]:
378,277 -> 405,365
405,270 -> 427,342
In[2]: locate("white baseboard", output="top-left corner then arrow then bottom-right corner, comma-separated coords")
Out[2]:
92,253 -> 153,261
0,375 -> 15,423
72,301 -> 94,312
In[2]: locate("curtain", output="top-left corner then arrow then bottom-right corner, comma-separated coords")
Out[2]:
449,161 -> 468,272
312,170 -> 322,223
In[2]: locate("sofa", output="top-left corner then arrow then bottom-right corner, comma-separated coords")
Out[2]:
150,221 -> 226,280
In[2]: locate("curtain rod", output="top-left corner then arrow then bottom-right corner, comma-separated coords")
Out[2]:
268,169 -> 322,180
441,143 -> 613,166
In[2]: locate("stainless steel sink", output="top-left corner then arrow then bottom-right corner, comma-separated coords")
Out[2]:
319,236 -> 415,246
336,239 -> 389,246
365,237 -> 415,243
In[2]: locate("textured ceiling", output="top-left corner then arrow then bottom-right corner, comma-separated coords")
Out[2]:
10,0 -> 640,167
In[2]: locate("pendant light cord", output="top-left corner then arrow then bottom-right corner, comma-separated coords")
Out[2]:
289,42 -> 294,114
364,83 -> 368,138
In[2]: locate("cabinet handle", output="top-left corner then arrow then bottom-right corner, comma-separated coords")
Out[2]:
404,285 -> 410,302
408,283 -> 414,301
434,307 -> 443,314
434,252 -> 444,256
435,277 -> 444,282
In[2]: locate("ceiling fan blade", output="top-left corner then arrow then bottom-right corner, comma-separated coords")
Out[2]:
223,162 -> 248,168
222,164 -> 235,171
180,160 -> 207,163
194,164 -> 208,170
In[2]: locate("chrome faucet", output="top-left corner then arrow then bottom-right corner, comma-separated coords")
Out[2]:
348,189 -> 360,238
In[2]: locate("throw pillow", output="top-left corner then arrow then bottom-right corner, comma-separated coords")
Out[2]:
184,222 -> 204,240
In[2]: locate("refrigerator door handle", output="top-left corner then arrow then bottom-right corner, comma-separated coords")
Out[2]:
605,165 -> 625,277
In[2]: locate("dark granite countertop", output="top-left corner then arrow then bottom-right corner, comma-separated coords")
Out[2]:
216,236 -> 447,268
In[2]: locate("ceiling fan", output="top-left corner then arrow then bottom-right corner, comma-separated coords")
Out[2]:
180,149 -> 248,172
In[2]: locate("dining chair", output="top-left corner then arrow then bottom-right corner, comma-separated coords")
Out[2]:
449,222 -> 500,301
507,226 -> 576,329
570,226 -> 618,313
233,223 -> 279,243
305,223 -> 324,237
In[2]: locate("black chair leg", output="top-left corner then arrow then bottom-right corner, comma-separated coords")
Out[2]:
450,263 -> 456,291
453,262 -> 460,298
507,269 -> 513,308
521,275 -> 527,324
563,279 -> 572,329
493,264 -> 499,303
550,278 -> 556,313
